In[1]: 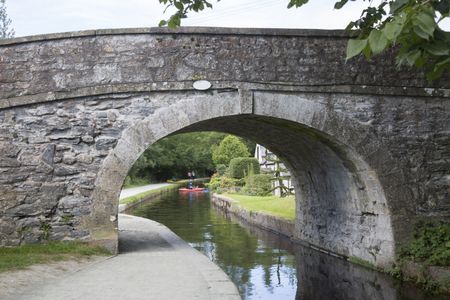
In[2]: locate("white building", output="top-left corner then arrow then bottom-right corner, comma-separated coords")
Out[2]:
254,144 -> 294,196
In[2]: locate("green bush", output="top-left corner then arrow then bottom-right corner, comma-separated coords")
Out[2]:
216,164 -> 227,176
241,174 -> 272,196
400,222 -> 450,267
212,135 -> 250,166
207,174 -> 241,194
229,157 -> 260,179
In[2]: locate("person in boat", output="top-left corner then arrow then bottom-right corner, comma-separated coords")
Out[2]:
187,171 -> 193,189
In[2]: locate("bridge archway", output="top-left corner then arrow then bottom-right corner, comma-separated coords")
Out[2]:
1,27 -> 448,269
91,91 -> 395,267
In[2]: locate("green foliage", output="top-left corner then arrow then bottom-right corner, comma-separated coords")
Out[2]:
343,0 -> 450,81
158,0 -> 449,80
387,265 -> 403,279
0,0 -> 14,39
158,0 -> 214,28
228,157 -> 260,179
400,222 -> 450,267
0,241 -> 110,272
224,193 -> 296,220
128,132 -> 226,182
39,222 -> 52,240
241,174 -> 272,196
123,176 -> 149,189
206,174 -> 242,194
206,173 -> 222,192
215,164 -> 227,176
212,135 -> 251,166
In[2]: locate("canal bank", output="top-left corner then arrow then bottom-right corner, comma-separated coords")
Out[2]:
210,194 -> 294,238
211,193 -> 450,295
5,214 -> 240,300
128,189 -> 450,299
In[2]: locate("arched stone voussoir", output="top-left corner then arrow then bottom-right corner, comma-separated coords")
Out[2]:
94,153 -> 130,194
1,28 -> 447,267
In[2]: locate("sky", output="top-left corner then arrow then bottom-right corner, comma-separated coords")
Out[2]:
6,0 -> 449,38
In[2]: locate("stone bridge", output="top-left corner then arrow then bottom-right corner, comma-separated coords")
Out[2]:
0,27 -> 448,268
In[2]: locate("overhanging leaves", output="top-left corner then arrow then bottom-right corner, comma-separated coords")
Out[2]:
346,38 -> 368,59
157,0 -> 450,80
368,30 -> 389,55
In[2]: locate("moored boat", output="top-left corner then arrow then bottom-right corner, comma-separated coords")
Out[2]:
178,187 -> 206,192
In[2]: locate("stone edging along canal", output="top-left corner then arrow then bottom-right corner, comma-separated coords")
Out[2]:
210,194 -> 450,294
210,194 -> 295,239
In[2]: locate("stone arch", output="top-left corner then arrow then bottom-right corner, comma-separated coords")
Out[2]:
2,27 -> 446,268
90,90 -> 396,267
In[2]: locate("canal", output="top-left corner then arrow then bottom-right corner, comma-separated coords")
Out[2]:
126,189 -> 447,300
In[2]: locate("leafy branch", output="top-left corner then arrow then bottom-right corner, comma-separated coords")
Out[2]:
158,0 -> 450,80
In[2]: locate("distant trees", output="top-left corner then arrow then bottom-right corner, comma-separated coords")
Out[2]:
212,135 -> 250,166
0,0 -> 14,39
126,132 -> 256,184
128,132 -> 227,182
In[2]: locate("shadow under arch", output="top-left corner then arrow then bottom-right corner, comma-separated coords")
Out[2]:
89,91 -> 396,268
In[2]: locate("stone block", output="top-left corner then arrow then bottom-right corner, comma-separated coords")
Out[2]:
54,165 -> 80,176
95,136 -> 117,150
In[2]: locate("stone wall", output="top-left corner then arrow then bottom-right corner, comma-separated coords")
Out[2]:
0,28 -> 448,268
211,194 -> 295,238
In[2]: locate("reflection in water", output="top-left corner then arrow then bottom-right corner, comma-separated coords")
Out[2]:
127,190 -> 446,300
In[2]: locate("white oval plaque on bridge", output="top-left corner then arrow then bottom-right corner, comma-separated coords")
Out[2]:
193,80 -> 212,91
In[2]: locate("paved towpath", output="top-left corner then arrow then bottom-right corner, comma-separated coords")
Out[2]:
119,183 -> 173,199
8,214 -> 241,300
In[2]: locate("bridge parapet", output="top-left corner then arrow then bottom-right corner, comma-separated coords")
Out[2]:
0,27 -> 449,108
0,28 -> 448,267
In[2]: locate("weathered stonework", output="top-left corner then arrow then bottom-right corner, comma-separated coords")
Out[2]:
0,27 -> 448,268
211,194 -> 295,238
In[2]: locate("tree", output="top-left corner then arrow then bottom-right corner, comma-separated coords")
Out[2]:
158,0 -> 449,80
0,0 -> 14,39
212,135 -> 250,166
128,132 -> 226,182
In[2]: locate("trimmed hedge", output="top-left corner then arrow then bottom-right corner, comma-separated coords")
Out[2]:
242,174 -> 272,196
229,157 -> 260,179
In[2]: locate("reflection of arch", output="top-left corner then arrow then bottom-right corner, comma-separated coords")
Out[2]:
90,90 -> 396,267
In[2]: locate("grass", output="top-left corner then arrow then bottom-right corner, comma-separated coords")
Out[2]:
119,184 -> 176,205
0,241 -> 111,273
223,193 -> 295,220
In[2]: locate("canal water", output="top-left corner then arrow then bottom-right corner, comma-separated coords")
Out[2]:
127,190 -> 448,300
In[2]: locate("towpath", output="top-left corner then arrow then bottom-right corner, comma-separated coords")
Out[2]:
6,214 -> 241,300
119,183 -> 173,199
